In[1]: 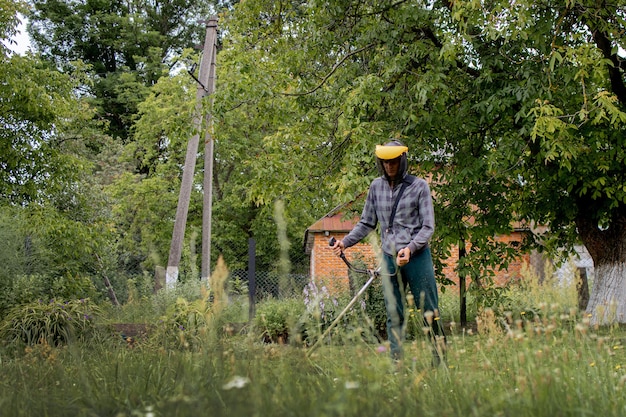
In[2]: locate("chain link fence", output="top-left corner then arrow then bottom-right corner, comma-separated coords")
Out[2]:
221,236 -> 595,321
527,245 -> 595,284
230,269 -> 310,300
217,237 -> 311,321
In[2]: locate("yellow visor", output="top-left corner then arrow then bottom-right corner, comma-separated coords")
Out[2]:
375,145 -> 408,160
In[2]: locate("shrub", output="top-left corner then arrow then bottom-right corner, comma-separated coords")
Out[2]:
0,298 -> 101,345
150,291 -> 213,351
150,260 -> 231,350
214,296 -> 249,337
0,274 -> 49,317
0,273 -> 99,317
151,280 -> 204,316
253,298 -> 305,344
50,274 -> 99,302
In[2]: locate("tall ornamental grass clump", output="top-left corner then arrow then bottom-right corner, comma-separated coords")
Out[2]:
0,298 -> 101,346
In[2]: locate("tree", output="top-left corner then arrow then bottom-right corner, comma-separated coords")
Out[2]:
1,1 -> 86,203
215,0 -> 626,324
1,2 -> 127,305
122,43 -> 322,277
448,0 -> 626,325
27,0 -> 216,140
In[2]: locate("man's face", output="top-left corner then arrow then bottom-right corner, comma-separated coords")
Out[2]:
382,157 -> 401,179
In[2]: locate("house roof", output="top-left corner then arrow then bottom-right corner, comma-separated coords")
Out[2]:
303,200 -> 362,255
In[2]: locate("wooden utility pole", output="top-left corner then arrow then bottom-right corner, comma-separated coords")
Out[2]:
166,17 -> 218,288
202,17 -> 217,282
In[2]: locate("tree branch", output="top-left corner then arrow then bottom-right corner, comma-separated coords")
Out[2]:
578,5 -> 626,106
282,43 -> 376,96
590,28 -> 626,106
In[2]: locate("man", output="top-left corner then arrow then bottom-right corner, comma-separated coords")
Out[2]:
331,140 -> 445,365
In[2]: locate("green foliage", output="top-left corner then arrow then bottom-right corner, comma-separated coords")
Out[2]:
6,0 -> 626,329
438,257 -> 581,334
300,279 -> 379,347
27,0 -> 213,138
0,298 -> 101,345
0,262 -> 620,417
0,54 -> 85,203
0,298 -> 625,416
253,298 -> 305,344
1,7 -> 122,304
0,206 -> 106,315
347,261 -> 387,339
0,203 -> 113,310
0,0 -> 25,49
107,172 -> 181,274
150,263 -> 230,350
0,206 -> 44,286
499,260 -> 579,321
151,295 -> 212,350
214,0 -> 626,324
2,275 -> 48,308
150,281 -> 204,316
2,272 -> 97,312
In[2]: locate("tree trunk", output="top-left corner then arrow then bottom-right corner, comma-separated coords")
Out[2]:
576,211 -> 626,325
585,261 -> 626,324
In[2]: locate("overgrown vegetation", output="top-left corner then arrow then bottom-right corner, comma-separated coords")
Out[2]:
3,0 -> 626,414
1,261 -> 624,417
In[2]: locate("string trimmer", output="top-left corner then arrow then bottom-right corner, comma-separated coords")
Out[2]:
306,237 -> 381,357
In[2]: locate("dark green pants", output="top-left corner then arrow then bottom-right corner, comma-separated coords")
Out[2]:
382,247 -> 445,360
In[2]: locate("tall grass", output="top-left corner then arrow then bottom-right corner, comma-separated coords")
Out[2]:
1,262 -> 625,417
439,259 -> 580,327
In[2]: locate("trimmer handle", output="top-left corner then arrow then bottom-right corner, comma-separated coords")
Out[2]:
328,236 -> 374,276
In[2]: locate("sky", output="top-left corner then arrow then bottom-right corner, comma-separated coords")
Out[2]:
3,15 -> 31,55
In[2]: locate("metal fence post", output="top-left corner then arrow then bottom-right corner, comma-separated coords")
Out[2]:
248,237 -> 256,322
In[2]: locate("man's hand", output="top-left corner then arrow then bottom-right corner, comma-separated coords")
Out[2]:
331,239 -> 345,256
396,247 -> 411,266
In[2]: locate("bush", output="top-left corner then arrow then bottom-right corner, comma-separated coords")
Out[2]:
150,293 -> 212,351
253,298 -> 305,344
214,296 -> 249,337
0,272 -> 100,318
0,298 -> 101,345
0,274 -> 49,317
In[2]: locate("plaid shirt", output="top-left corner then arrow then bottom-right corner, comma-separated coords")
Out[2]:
342,175 -> 435,256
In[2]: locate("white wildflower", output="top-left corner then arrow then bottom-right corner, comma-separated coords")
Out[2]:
345,381 -> 360,389
222,375 -> 251,390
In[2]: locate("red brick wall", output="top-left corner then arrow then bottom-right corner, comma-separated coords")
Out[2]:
439,231 -> 530,287
491,232 -> 531,285
310,232 -> 377,293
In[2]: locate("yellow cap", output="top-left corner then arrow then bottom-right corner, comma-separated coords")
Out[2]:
375,145 -> 408,160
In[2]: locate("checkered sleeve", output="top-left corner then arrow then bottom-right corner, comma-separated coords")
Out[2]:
342,183 -> 379,249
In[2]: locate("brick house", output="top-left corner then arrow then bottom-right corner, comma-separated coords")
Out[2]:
303,204 -> 378,293
303,203 -> 533,293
